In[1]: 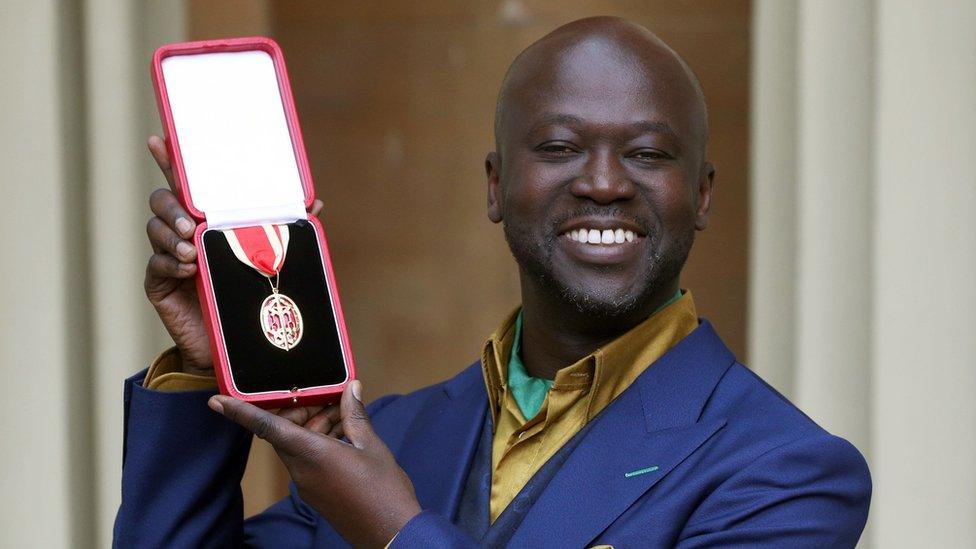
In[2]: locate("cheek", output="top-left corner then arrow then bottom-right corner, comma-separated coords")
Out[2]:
634,178 -> 698,246
501,167 -> 566,223
661,192 -> 697,227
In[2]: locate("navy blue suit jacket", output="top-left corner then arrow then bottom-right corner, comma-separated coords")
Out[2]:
114,321 -> 871,547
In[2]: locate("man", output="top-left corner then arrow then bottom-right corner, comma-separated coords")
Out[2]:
116,17 -> 871,548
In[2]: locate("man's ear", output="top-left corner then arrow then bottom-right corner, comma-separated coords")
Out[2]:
486,152 -> 503,224
695,161 -> 716,231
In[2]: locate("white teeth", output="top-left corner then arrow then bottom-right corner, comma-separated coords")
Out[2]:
565,227 -> 640,245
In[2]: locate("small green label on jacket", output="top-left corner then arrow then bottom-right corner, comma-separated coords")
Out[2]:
624,466 -> 660,478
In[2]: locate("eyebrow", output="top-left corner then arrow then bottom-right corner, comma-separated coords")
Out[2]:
529,113 -> 679,139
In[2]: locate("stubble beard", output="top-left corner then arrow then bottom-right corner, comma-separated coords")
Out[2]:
503,220 -> 694,319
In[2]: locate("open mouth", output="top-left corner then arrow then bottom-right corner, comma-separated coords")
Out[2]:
555,217 -> 647,264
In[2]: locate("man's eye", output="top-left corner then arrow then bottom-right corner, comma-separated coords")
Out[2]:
630,149 -> 670,161
536,143 -> 578,155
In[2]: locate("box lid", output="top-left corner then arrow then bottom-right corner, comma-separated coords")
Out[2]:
152,38 -> 315,228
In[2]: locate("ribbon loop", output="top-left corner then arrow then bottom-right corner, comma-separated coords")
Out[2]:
222,224 -> 291,277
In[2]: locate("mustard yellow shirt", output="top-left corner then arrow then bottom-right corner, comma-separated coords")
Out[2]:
144,347 -> 218,391
481,291 -> 698,523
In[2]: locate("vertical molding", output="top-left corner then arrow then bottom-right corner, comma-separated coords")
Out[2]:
83,1 -> 185,545
752,3 -> 874,542
82,0 -> 145,543
872,1 -> 976,545
60,0 -> 96,545
793,0 -> 873,455
748,0 -> 799,397
0,1 -> 76,546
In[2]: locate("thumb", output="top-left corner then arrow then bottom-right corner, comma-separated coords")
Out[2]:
340,380 -> 376,449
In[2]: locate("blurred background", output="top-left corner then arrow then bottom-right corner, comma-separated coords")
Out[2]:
1,0 -> 973,547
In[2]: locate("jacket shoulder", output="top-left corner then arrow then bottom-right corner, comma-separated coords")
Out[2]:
704,361 -> 868,472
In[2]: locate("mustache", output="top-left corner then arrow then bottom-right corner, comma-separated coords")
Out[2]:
548,205 -> 652,235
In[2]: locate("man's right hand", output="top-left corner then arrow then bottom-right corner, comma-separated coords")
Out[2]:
144,135 -> 212,376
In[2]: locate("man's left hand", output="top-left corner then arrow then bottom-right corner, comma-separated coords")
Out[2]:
208,381 -> 421,548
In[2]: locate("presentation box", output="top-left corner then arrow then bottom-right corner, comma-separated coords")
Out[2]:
151,37 -> 355,408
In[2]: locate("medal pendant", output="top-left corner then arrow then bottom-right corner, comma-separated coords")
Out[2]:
260,291 -> 304,351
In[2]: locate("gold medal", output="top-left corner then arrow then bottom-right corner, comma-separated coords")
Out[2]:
223,224 -> 304,351
259,278 -> 304,350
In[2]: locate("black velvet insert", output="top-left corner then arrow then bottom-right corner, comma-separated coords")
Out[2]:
202,220 -> 348,394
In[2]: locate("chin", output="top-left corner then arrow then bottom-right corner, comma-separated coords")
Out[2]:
555,280 -> 648,318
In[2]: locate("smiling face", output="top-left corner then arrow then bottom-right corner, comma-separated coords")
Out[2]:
487,21 -> 714,319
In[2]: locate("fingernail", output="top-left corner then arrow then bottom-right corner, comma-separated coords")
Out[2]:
176,217 -> 194,236
208,396 -> 224,414
176,241 -> 194,259
351,380 -> 362,402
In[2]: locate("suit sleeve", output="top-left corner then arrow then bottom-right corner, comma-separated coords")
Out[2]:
677,433 -> 872,548
388,511 -> 479,549
114,370 -> 251,548
113,369 -> 404,548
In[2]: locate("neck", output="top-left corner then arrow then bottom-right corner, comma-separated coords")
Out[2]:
517,275 -> 680,380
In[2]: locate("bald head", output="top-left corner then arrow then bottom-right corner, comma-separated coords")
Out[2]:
484,16 -> 716,323
494,16 -> 709,160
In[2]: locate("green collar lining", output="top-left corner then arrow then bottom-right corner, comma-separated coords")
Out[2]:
507,289 -> 684,420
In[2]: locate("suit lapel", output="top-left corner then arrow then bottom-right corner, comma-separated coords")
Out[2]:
508,321 -> 736,547
394,362 -> 488,521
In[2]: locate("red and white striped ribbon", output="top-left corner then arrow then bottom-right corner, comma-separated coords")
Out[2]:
221,224 -> 291,277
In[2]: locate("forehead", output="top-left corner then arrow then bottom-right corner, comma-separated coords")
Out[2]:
504,36 -> 701,141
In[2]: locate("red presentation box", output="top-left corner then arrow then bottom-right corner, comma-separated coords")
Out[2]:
151,37 -> 355,408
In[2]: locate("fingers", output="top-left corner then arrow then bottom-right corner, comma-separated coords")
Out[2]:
147,253 -> 196,280
338,381 -> 376,450
149,188 -> 195,240
148,135 -> 177,191
276,405 -> 325,427
147,216 -> 196,262
306,406 -> 344,439
145,187 -> 195,296
209,395 -> 317,457
311,199 -> 324,217
144,207 -> 197,293
276,404 -> 343,439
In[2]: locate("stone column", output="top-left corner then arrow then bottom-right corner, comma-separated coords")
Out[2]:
750,0 -> 874,457
871,1 -> 976,545
749,0 -> 799,397
793,0 -> 874,455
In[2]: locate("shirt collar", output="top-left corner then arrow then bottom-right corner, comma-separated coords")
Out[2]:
481,290 -> 698,426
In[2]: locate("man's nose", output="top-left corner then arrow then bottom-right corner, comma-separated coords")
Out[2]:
569,151 -> 636,204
